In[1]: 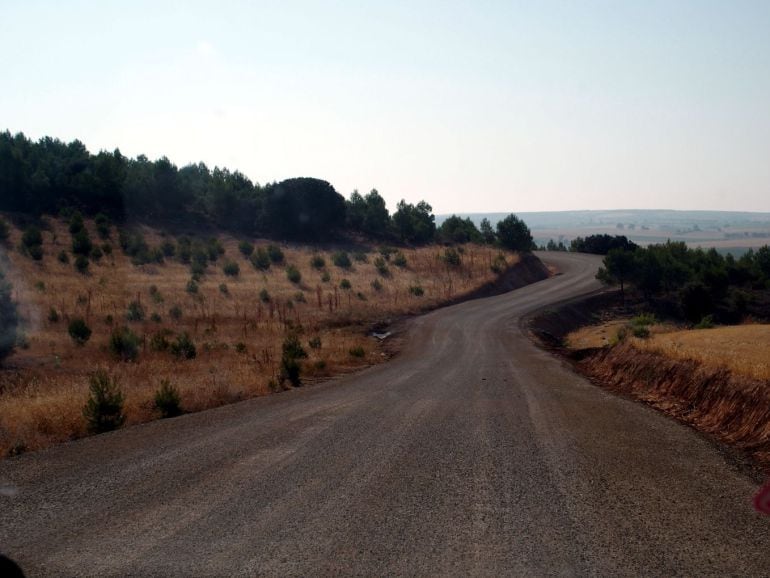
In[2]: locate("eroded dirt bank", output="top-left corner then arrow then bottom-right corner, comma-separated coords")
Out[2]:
527,293 -> 770,473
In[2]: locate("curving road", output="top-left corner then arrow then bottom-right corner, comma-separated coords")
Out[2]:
1,252 -> 768,576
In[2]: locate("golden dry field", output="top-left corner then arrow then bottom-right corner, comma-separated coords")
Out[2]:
0,215 -> 520,456
567,320 -> 770,381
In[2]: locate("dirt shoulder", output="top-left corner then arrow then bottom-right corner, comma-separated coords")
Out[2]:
525,292 -> 770,476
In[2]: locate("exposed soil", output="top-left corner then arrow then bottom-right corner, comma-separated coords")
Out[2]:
527,292 -> 770,475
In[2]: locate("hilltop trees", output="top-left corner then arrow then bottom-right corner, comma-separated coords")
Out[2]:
263,178 -> 346,240
392,200 -> 436,244
496,214 -> 534,251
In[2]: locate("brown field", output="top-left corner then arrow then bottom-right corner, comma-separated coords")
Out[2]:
0,216 -> 519,456
567,321 -> 770,381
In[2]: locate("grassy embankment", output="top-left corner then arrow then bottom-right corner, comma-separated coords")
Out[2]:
567,319 -> 770,469
0,215 -> 521,456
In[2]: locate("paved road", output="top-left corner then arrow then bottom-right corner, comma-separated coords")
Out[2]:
1,252 -> 768,576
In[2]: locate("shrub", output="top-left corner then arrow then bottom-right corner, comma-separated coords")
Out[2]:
186,279 -> 199,294
68,317 -> 92,345
58,250 -> 70,264
259,288 -> 271,303
631,325 -> 650,339
250,248 -> 271,270
408,284 -> 424,297
349,346 -> 366,358
95,213 -> 111,239
90,246 -> 103,261
74,255 -> 90,274
491,253 -> 507,274
308,336 -> 322,349
160,240 -> 176,257
310,254 -> 326,269
206,237 -> 225,261
393,252 -> 408,268
170,332 -> 197,360
374,257 -> 389,276
371,279 -> 383,292
21,226 -> 43,249
267,244 -> 284,264
102,243 -> 112,256
238,240 -> 255,257
109,326 -> 140,361
83,371 -> 125,433
234,342 -> 247,354
280,333 -> 307,386
223,261 -> 240,277
34,280 -> 45,292
321,271 -> 331,283
48,306 -> 60,323
72,229 -> 93,257
68,212 -> 85,234
356,291 -> 367,301
340,278 -> 351,290
0,269 -> 19,363
286,265 -> 302,284
294,291 -> 306,303
169,305 -> 183,321
379,246 -> 396,261
353,251 -> 368,263
149,285 -> 164,304
219,283 -> 229,295
126,300 -> 145,322
695,314 -> 715,329
150,313 -> 162,323
154,380 -> 182,418
177,241 -> 192,264
442,248 -> 461,267
332,251 -> 351,268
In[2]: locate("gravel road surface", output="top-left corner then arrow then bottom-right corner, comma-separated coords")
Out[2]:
1,252 -> 768,576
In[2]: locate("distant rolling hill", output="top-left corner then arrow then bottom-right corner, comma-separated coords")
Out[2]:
437,210 -> 770,256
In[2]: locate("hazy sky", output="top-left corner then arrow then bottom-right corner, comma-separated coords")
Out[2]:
2,1 -> 769,213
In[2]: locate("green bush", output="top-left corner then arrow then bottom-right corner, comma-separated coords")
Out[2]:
90,246 -> 103,261
170,332 -> 197,360
374,256 -> 389,276
150,312 -> 162,323
286,265 -> 302,284
186,279 -> 199,294
169,305 -> 183,321
267,244 -> 285,264
160,239 -> 176,257
58,250 -> 70,264
321,271 -> 331,283
223,261 -> 240,277
154,379 -> 182,418
353,251 -> 368,263
68,317 -> 92,345
74,255 -> 89,274
310,254 -> 326,269
219,283 -> 229,295
695,314 -> 715,329
149,285 -> 164,304
83,371 -> 125,433
259,288 -> 271,303
72,229 -> 92,256
48,306 -> 60,323
379,246 -> 395,261
250,248 -> 271,270
234,342 -> 247,354
393,251 -> 407,268
68,212 -> 85,234
442,248 -> 461,267
126,300 -> 145,322
308,336 -> 322,349
95,213 -> 111,239
239,240 -> 255,257
0,268 -> 19,363
340,278 -> 351,290
349,346 -> 366,358
408,284 -> 424,297
109,326 -> 140,361
332,251 -> 351,268
21,226 -> 42,249
280,333 -> 308,387
631,325 -> 650,338
371,279 -> 383,292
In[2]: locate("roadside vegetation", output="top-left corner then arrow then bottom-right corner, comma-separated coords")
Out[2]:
0,215 -> 525,456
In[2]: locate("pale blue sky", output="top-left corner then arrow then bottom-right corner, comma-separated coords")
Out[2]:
2,1 -> 769,213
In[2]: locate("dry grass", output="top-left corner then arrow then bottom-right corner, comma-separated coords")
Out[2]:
0,215 -> 519,455
633,325 -> 770,382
